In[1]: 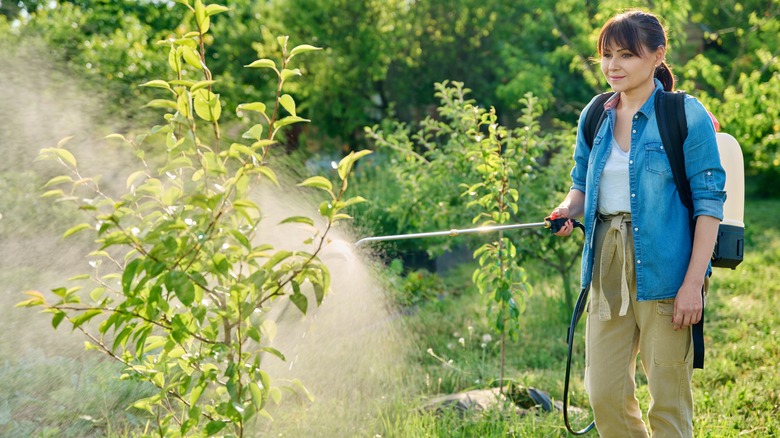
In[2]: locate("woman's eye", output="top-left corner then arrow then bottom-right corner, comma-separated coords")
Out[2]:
622,53 -> 633,58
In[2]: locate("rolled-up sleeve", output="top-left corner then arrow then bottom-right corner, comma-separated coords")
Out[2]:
684,97 -> 727,220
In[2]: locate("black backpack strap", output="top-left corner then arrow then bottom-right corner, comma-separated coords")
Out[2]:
583,92 -> 615,149
655,91 -> 692,212
655,90 -> 706,369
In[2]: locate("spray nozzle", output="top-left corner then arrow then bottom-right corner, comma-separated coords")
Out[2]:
544,216 -> 585,234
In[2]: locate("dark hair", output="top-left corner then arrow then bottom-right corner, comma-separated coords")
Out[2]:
597,10 -> 675,91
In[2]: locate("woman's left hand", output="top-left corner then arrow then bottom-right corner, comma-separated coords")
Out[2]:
673,282 -> 703,330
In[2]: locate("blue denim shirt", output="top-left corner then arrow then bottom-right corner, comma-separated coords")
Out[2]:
571,80 -> 726,301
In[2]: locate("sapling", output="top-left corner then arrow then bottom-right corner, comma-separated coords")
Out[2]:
17,1 -> 369,436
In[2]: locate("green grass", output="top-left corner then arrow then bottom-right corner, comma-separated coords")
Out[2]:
378,197 -> 780,437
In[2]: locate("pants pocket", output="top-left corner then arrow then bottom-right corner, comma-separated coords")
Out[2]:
653,299 -> 692,366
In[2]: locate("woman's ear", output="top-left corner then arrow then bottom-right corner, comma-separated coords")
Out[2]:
655,46 -> 667,66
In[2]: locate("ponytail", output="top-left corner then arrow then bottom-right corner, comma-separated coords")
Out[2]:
655,61 -> 675,91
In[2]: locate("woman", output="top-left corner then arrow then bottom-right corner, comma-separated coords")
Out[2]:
551,10 -> 726,438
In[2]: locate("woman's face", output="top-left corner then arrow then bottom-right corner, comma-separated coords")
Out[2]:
600,42 -> 664,96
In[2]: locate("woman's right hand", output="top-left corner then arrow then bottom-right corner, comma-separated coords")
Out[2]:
550,207 -> 574,237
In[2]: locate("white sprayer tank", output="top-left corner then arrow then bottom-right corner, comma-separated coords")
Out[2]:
717,132 -> 745,228
713,132 -> 745,269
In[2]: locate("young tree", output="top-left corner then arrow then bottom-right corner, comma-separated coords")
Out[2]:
18,1 -> 369,436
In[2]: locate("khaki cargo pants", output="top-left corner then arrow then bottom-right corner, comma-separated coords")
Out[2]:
585,213 -> 694,438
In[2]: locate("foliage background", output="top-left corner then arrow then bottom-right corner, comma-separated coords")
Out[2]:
1,0 -> 778,436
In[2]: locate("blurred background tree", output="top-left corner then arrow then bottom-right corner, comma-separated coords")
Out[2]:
2,0 -> 778,251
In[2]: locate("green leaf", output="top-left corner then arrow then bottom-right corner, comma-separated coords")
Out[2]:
169,79 -> 196,87
288,44 -> 322,59
229,143 -> 258,161
166,271 -> 195,306
264,250 -> 293,268
292,379 -> 314,402
205,4 -> 229,15
145,99 -> 178,110
242,124 -> 264,141
42,175 -> 73,188
140,80 -> 171,90
177,92 -> 191,117
280,69 -> 302,83
245,59 -> 276,69
161,186 -> 182,206
342,196 -> 368,208
256,165 -> 279,185
199,15 -> 210,34
190,80 -> 217,92
16,290 -> 44,308
248,382 -> 265,410
131,394 -> 162,414
71,309 -> 102,329
181,46 -> 202,69
122,259 -> 141,294
237,102 -> 267,114
290,290 -> 308,314
194,0 -> 206,26
168,46 -> 181,73
273,116 -> 309,129
318,200 -> 332,217
205,421 -> 227,435
298,176 -> 332,192
279,216 -> 315,226
51,310 -> 66,329
89,287 -> 106,302
41,189 -> 64,198
104,133 -> 127,142
261,347 -> 286,361
269,387 -> 282,404
193,89 -> 221,122
279,94 -> 297,117
57,136 -> 74,148
63,223 -> 92,239
212,253 -> 229,276
259,370 -> 271,390
190,381 -> 206,406
337,149 -> 373,180
54,148 -> 77,168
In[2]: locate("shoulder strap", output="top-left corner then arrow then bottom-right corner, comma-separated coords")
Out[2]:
584,92 -> 615,149
655,90 -> 707,370
655,91 -> 692,212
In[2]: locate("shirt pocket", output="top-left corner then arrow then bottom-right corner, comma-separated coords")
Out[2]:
588,134 -> 605,166
644,141 -> 671,175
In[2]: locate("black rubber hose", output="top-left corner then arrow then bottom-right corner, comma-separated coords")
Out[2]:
551,219 -> 596,435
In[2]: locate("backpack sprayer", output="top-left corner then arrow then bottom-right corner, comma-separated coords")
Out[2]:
354,216 -> 596,435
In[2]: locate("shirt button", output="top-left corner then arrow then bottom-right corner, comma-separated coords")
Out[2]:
633,115 -> 638,120
634,227 -> 638,232
707,171 -> 712,175
637,260 -> 642,264
629,160 -> 634,165
631,193 -> 636,198
632,129 -> 637,133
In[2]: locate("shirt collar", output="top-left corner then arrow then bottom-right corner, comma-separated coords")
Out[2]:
602,79 -> 665,116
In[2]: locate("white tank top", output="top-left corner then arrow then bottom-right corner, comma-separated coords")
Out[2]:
598,139 -> 631,215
